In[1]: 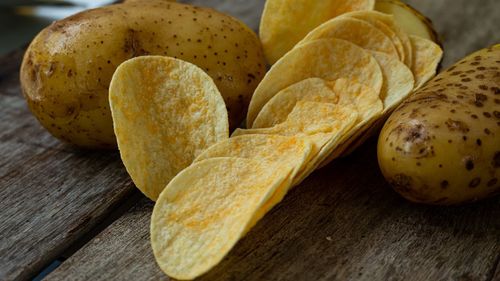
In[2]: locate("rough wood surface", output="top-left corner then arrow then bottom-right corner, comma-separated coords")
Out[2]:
2,0 -> 500,280
46,142 -> 500,281
0,51 -> 136,280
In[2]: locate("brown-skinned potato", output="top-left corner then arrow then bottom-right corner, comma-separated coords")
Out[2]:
378,45 -> 500,205
20,0 -> 266,148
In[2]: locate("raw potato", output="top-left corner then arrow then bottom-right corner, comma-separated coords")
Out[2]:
109,56 -> 229,201
375,0 -> 440,44
247,38 -> 383,127
260,0 -> 375,65
20,0 -> 266,148
378,45 -> 500,205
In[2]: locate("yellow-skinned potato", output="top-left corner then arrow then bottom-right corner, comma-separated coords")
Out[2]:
378,45 -> 500,205
375,0 -> 441,45
20,1 -> 266,148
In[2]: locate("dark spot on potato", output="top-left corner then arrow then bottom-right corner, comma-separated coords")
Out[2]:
493,152 -> 500,168
483,112 -> 492,118
469,178 -> 481,188
470,114 -> 478,119
445,119 -> 469,133
476,139 -> 482,146
488,178 -> 498,187
464,157 -> 475,171
440,180 -> 449,189
494,111 -> 500,119
484,128 -> 491,135
389,174 -> 413,192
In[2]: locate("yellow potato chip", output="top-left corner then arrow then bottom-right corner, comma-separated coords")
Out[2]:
260,0 -> 375,64
247,38 -> 383,127
194,134 -> 314,233
109,56 -> 229,201
341,10 -> 410,65
370,51 -> 415,111
237,101 -> 358,183
410,35 -> 443,89
195,134 -> 313,181
252,77 -> 382,130
151,157 -> 291,280
316,78 -> 383,167
297,17 -> 399,60
252,78 -> 339,129
319,52 -> 414,165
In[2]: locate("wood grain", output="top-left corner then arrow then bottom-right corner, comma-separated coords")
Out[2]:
0,50 -> 136,281
46,141 -> 500,281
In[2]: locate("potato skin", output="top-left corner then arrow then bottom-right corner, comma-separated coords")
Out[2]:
378,45 -> 500,205
20,1 -> 265,148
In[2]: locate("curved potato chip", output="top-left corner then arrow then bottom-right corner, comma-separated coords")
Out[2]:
151,157 -> 291,280
195,134 -> 312,180
194,134 -> 314,232
252,78 -> 339,128
260,0 -> 375,64
319,53 -> 414,165
252,77 -> 382,129
237,102 -> 358,183
297,17 -> 399,60
370,51 -> 415,111
410,35 -> 443,89
340,11 -> 404,62
109,56 -> 229,201
317,78 -> 383,167
247,38 -> 383,127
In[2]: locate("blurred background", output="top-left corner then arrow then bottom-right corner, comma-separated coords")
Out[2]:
0,1 -> 116,55
0,0 -> 498,66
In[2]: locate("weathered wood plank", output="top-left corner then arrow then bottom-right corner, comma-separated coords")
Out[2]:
46,141 -> 500,281
0,51 -> 137,280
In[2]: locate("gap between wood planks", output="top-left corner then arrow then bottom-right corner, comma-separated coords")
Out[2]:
32,190 -> 144,280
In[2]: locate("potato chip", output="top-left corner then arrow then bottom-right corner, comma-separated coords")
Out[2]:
195,134 -> 313,181
297,17 -> 399,60
319,52 -> 414,166
410,35 -> 443,89
370,51 -> 415,110
315,78 -> 383,167
194,134 -> 314,232
247,38 -> 383,127
237,101 -> 358,183
341,10 -> 411,66
252,77 -> 382,130
109,56 -> 229,201
252,78 -> 338,129
260,0 -> 375,64
151,157 -> 291,280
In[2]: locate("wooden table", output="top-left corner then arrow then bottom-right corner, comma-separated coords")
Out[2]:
1,1 -> 499,280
